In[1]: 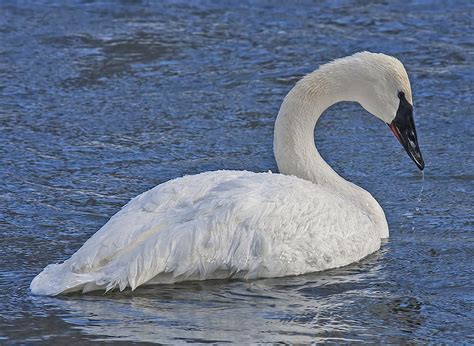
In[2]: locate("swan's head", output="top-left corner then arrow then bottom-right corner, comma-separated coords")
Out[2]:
321,52 -> 425,170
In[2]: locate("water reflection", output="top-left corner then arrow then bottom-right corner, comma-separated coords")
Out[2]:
32,250 -> 426,343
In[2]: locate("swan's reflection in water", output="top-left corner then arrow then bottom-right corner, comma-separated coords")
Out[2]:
47,247 -> 422,343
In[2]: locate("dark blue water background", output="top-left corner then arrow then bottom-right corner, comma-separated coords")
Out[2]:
0,0 -> 472,343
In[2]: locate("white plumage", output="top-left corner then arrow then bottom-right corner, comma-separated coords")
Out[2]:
31,52 -> 419,295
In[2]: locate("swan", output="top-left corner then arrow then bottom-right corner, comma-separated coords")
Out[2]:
30,51 -> 424,296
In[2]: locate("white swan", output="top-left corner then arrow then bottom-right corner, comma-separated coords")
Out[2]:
30,52 -> 424,296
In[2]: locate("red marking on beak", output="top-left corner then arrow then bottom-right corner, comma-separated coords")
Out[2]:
389,123 -> 401,141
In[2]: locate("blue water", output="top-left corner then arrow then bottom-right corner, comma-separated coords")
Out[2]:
0,0 -> 473,343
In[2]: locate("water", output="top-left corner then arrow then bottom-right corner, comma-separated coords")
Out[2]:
0,0 -> 472,343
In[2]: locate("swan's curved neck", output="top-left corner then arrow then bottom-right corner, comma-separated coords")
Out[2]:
273,69 -> 356,188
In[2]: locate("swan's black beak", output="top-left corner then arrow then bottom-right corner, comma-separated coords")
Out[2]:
388,92 -> 425,170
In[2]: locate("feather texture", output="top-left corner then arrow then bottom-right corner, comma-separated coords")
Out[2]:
30,170 -> 386,295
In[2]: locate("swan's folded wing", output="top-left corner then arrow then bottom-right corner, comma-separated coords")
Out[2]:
66,170 -> 251,274
30,170 -> 253,294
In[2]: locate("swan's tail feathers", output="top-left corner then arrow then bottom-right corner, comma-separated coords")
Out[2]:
30,263 -> 101,296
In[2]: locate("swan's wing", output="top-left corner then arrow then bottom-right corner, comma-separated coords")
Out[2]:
30,170 -> 250,294
30,170 -> 382,295
69,170 -> 251,271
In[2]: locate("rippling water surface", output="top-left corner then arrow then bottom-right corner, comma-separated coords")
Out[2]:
0,0 -> 473,343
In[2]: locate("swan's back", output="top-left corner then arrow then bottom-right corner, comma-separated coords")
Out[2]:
30,170 -> 386,295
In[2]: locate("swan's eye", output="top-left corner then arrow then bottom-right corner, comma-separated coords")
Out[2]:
398,91 -> 405,99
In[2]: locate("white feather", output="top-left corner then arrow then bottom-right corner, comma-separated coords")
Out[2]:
31,52 -> 414,295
